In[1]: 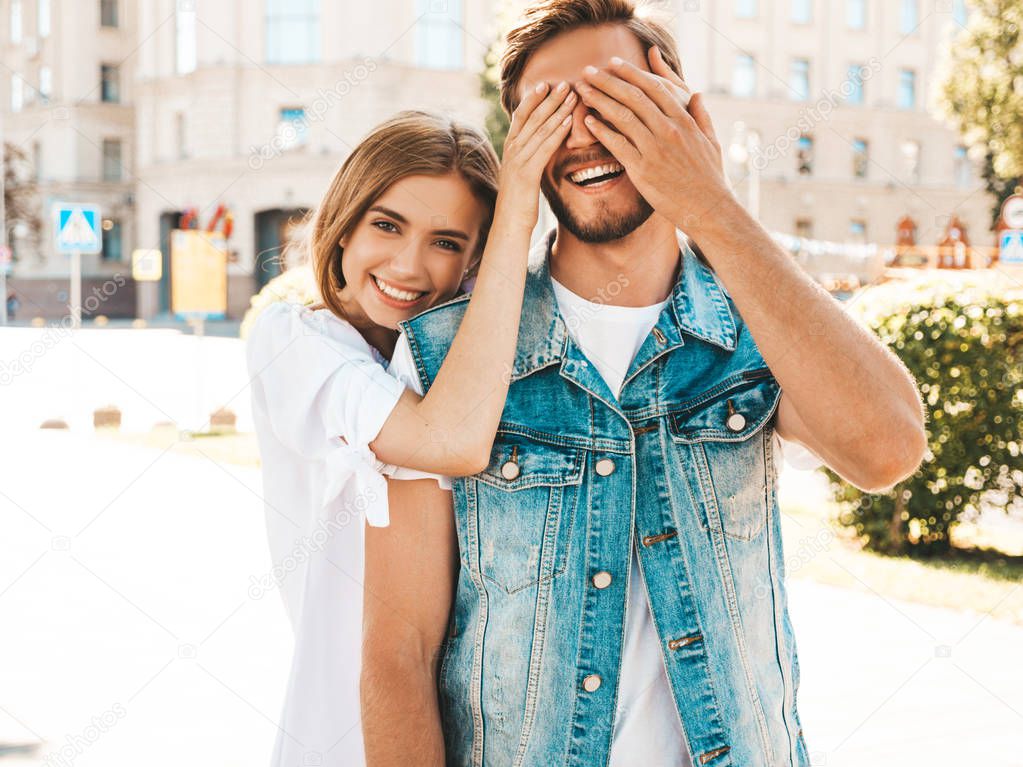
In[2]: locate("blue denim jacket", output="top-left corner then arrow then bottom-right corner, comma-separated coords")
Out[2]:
399,231 -> 811,767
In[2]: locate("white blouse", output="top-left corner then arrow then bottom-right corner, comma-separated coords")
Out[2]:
246,301 -> 408,767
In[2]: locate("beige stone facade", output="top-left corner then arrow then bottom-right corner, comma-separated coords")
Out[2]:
0,0 -> 993,318
671,0 -> 991,251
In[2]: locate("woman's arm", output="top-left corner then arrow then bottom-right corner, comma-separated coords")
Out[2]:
361,478 -> 457,765
369,82 -> 576,476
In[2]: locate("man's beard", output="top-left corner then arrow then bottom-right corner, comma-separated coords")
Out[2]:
541,172 -> 654,244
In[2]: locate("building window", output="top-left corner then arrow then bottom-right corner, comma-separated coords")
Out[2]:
790,58 -> 810,101
852,138 -> 869,178
902,139 -> 921,184
176,3 -> 197,75
953,0 -> 968,27
100,63 -> 120,102
900,0 -> 919,34
101,219 -> 122,262
102,139 -> 123,181
175,111 -> 187,159
38,0 -> 49,37
100,0 -> 118,28
898,69 -> 916,109
38,65 -> 51,101
795,218 -> 813,238
797,135 -> 814,175
846,0 -> 866,29
732,54 -> 757,98
265,0 -> 320,65
415,0 -> 464,70
954,145 -> 971,187
849,219 -> 867,242
846,64 -> 865,104
10,0 -> 21,43
277,107 -> 308,150
736,0 -> 757,17
11,75 -> 23,112
791,0 -> 812,24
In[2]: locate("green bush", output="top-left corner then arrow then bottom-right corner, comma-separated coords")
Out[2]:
827,271 -> 1023,555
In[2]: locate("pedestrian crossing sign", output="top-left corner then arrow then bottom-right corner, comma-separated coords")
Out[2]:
54,202 -> 102,255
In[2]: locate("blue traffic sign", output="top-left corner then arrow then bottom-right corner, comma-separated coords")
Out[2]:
1000,229 -> 1023,265
54,202 -> 102,255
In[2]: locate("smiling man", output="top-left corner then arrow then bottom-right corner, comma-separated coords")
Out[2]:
361,2 -> 927,766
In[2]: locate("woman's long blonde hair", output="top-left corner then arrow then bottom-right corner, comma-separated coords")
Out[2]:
310,110 -> 500,321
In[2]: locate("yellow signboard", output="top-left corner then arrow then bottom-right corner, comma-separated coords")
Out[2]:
132,249 -> 163,282
171,229 -> 228,318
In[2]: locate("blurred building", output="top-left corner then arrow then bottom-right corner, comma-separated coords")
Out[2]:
0,0 -> 995,319
1,0 -> 497,318
1,0 -> 138,317
674,0 -> 991,256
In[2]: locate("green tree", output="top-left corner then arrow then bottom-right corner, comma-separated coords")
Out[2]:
479,1 -> 522,158
936,0 -> 1023,224
480,38 -> 511,158
3,142 -> 42,262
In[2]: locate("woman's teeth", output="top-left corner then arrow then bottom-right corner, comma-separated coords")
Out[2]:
569,162 -> 624,185
373,276 -> 426,302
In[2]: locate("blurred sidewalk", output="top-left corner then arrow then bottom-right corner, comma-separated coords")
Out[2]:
0,430 -> 292,767
2,326 -> 1021,765
0,430 -> 1020,765
0,326 -> 252,434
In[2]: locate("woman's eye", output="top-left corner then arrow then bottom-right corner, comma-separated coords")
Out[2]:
435,239 -> 462,252
372,220 -> 398,233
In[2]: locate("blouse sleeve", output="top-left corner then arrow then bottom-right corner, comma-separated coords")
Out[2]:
378,332 -> 454,490
246,302 -> 406,526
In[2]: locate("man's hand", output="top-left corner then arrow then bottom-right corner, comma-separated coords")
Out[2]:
576,46 -> 730,232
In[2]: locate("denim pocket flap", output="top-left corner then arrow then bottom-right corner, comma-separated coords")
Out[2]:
477,431 -> 586,490
669,374 -> 781,444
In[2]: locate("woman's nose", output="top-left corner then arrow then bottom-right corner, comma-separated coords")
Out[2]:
386,242 -> 421,278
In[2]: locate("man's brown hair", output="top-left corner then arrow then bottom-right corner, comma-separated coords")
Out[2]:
500,0 -> 683,116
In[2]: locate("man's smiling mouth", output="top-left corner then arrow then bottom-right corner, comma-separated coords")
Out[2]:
567,161 -> 625,187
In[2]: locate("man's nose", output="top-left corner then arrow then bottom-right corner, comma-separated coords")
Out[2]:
565,89 -> 599,150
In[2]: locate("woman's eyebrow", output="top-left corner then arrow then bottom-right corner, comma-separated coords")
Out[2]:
368,205 -> 408,223
369,205 -> 470,240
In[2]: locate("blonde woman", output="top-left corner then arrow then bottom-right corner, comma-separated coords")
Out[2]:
246,94 -> 575,767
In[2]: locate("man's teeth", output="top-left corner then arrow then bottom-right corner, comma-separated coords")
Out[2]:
569,162 -> 624,184
374,277 -> 424,302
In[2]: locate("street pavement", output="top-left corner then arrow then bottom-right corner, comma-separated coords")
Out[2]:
1,326 -> 1020,766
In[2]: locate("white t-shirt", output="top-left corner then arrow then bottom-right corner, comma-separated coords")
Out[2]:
551,277 -> 693,767
247,301 -> 409,767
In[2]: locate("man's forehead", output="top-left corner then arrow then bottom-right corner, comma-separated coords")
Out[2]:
516,24 -> 649,96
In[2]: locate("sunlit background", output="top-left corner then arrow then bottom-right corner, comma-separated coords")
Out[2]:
1,1 -> 1021,766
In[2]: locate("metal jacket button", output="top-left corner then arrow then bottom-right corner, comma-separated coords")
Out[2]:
595,458 -> 615,476
591,571 -> 612,589
726,412 -> 746,431
582,674 -> 602,692
501,460 -> 520,480
725,398 -> 746,432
